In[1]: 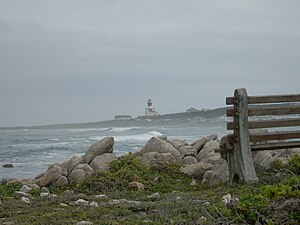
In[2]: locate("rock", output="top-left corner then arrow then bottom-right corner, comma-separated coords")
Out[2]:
182,156 -> 198,165
84,137 -> 114,164
191,135 -> 218,154
190,180 -> 197,186
73,164 -> 94,176
76,221 -> 93,225
27,183 -> 40,190
54,176 -> 68,186
180,162 -> 214,179
153,176 -> 161,183
68,169 -> 86,183
202,159 -> 229,187
252,151 -> 275,170
40,192 -> 50,197
95,194 -> 108,199
196,140 -> 221,163
35,172 -> 45,180
158,135 -> 168,140
140,137 -> 182,165
67,156 -> 84,175
140,152 -> 178,167
90,201 -> 99,207
167,139 -> 188,149
148,192 -> 160,201
14,191 -> 30,198
20,185 -> 32,193
21,197 -> 30,204
38,164 -> 62,187
2,163 -> 13,168
75,199 -> 89,206
41,187 -> 50,194
60,160 -> 70,176
222,194 -> 232,205
178,145 -> 196,157
89,153 -> 117,171
128,181 -> 145,191
60,203 -> 68,207
197,216 -> 207,224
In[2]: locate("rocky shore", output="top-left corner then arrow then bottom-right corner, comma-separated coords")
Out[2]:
6,134 -> 300,189
1,134 -> 300,224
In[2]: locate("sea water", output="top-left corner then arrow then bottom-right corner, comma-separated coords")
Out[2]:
0,125 -> 228,179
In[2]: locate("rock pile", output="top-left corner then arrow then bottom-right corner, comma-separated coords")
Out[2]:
35,137 -> 117,187
135,135 -> 229,186
9,132 -> 300,189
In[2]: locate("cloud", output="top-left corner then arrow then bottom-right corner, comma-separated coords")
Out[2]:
0,0 -> 300,126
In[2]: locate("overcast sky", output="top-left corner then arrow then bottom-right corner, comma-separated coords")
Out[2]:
0,0 -> 299,127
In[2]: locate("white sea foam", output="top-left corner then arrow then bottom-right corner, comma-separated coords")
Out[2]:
109,127 -> 137,133
114,131 -> 164,142
68,128 -> 109,132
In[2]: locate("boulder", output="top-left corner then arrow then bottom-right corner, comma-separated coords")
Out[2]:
60,160 -> 70,176
67,156 -> 84,175
178,145 -> 196,158
180,162 -> 214,178
191,135 -> 218,154
128,181 -> 145,191
54,176 -> 68,186
202,159 -> 229,186
196,140 -> 221,163
167,139 -> 188,149
140,152 -> 177,167
20,185 -> 32,193
182,156 -> 198,165
89,153 -> 117,171
84,137 -> 114,164
38,164 -> 62,187
140,137 -> 182,165
73,164 -> 94,176
68,169 -> 86,183
252,151 -> 275,171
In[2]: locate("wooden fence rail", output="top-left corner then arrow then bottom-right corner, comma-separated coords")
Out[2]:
220,88 -> 300,185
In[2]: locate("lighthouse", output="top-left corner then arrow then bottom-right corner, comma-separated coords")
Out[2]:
145,99 -> 159,117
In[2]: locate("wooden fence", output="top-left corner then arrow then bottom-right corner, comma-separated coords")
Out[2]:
220,88 -> 300,184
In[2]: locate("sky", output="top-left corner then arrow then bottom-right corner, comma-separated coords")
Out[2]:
0,0 -> 300,127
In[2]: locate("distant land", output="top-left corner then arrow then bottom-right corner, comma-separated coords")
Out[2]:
0,107 -> 228,130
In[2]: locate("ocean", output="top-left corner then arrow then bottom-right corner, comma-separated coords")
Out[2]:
0,124 -> 228,179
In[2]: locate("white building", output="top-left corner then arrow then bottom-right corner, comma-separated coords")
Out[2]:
145,99 -> 159,117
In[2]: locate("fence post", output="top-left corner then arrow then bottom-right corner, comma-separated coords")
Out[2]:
227,88 -> 259,184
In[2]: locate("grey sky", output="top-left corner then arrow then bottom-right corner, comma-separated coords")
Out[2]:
0,0 -> 299,126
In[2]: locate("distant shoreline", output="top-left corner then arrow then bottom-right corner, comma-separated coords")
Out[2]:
0,107 -> 227,130
0,119 -> 227,130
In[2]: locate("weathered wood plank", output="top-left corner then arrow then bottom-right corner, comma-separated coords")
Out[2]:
226,108 -> 235,117
226,94 -> 300,105
227,118 -> 300,130
248,106 -> 300,116
227,105 -> 300,117
226,97 -> 235,105
251,141 -> 300,151
248,95 -> 300,104
250,131 -> 300,142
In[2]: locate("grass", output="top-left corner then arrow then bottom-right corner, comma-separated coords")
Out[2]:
0,154 -> 299,224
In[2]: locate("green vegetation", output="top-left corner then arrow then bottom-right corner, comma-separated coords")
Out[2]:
0,154 -> 299,224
